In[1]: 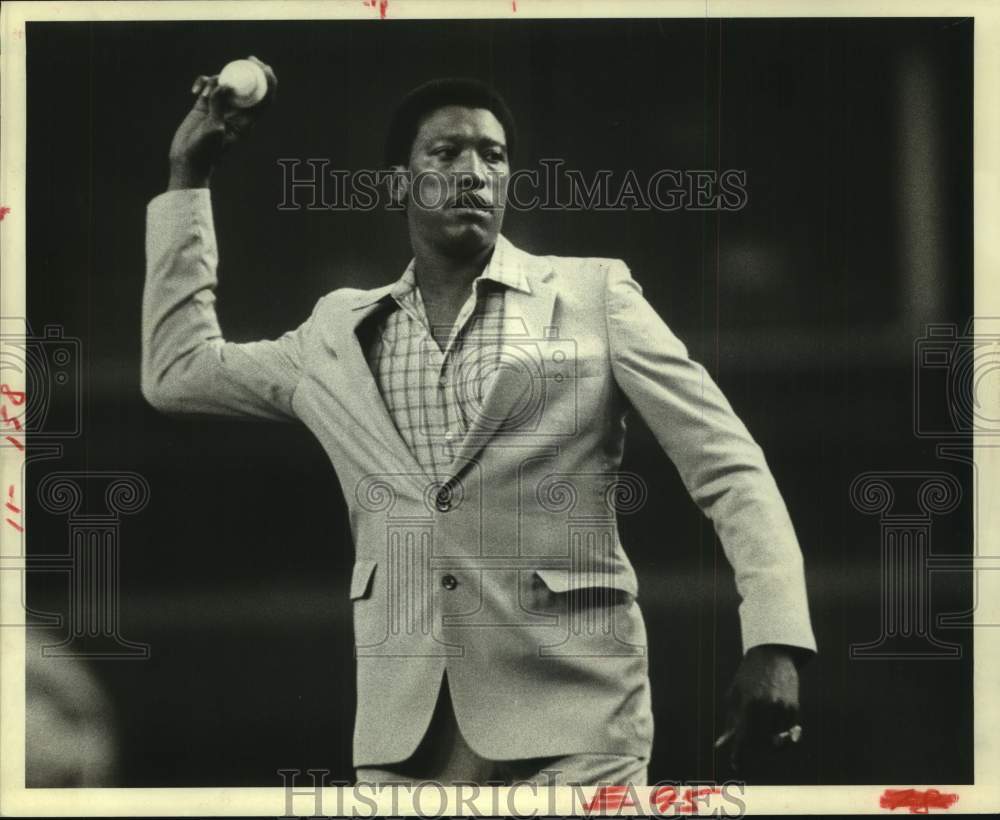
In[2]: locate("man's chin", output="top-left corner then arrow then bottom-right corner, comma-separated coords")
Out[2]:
439,221 -> 500,258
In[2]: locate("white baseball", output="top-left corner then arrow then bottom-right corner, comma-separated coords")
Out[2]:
218,59 -> 268,108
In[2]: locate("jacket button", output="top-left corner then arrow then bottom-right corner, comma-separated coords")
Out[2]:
441,574 -> 458,590
435,488 -> 452,512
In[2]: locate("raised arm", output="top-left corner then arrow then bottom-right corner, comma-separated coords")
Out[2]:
142,57 -> 317,422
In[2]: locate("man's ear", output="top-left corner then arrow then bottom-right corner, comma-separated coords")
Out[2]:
386,165 -> 410,211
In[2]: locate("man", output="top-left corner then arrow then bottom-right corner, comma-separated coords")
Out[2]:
143,61 -> 816,786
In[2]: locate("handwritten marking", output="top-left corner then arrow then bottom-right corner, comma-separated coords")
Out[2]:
0,385 -> 25,405
0,406 -> 23,431
1,386 -> 27,452
680,787 -> 721,813
5,487 -> 22,533
585,785 -> 636,813
880,789 -> 959,813
0,206 -> 10,221
652,786 -> 678,813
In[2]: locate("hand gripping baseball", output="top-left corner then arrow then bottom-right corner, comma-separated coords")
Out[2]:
167,55 -> 278,190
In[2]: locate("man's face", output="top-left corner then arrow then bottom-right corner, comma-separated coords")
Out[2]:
401,105 -> 509,258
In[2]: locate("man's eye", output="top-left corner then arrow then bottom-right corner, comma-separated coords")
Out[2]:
485,151 -> 506,164
434,147 -> 457,159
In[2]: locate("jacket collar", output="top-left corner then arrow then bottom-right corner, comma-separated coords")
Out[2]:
350,234 -> 540,311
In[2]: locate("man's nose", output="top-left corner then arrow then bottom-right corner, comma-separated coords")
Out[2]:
453,150 -> 488,190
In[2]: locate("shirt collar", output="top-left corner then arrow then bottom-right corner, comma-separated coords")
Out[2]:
384,234 -> 533,308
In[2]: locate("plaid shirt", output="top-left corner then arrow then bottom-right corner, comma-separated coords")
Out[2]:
363,238 -> 530,480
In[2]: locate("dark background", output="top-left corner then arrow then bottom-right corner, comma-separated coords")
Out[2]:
24,18 -> 974,786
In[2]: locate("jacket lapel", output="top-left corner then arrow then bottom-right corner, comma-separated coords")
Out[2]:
316,238 -> 558,492
444,241 -> 557,484
319,286 -> 432,490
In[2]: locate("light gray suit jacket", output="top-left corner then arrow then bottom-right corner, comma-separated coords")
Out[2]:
143,189 -> 816,766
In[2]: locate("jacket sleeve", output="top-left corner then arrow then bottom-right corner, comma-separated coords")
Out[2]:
142,189 -> 320,421
604,258 -> 817,656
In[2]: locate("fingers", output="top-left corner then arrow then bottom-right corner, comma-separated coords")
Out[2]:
712,728 -> 735,751
191,74 -> 217,114
246,54 -> 278,109
772,723 -> 803,750
222,112 -> 254,146
191,56 -> 277,113
206,82 -> 257,151
246,55 -> 278,92
721,695 -> 801,776
191,74 -> 211,96
208,79 -> 237,118
769,700 -> 801,749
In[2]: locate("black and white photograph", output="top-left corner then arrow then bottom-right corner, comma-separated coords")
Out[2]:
1,0 -> 998,816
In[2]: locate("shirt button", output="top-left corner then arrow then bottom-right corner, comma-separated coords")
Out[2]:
441,574 -> 458,591
444,430 -> 456,443
435,489 -> 452,512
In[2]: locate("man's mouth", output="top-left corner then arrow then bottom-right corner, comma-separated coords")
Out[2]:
451,194 -> 494,211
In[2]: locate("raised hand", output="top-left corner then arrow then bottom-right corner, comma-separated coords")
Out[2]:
167,56 -> 278,190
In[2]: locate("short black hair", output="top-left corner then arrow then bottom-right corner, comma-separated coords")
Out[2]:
383,78 -> 517,168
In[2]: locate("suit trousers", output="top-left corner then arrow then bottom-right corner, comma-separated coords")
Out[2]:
354,673 -> 648,787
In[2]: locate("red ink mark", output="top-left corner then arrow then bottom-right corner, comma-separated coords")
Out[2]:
380,0 -> 388,18
0,406 -> 23,431
584,786 -> 636,813
5,436 -> 24,451
5,487 -> 23,532
880,789 -> 959,813
0,385 -> 26,405
679,787 -> 720,813
513,1 -> 518,11
652,786 -> 678,813
0,206 -> 10,221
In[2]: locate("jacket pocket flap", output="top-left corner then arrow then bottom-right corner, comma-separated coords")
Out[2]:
350,559 -> 378,600
533,567 -> 638,598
